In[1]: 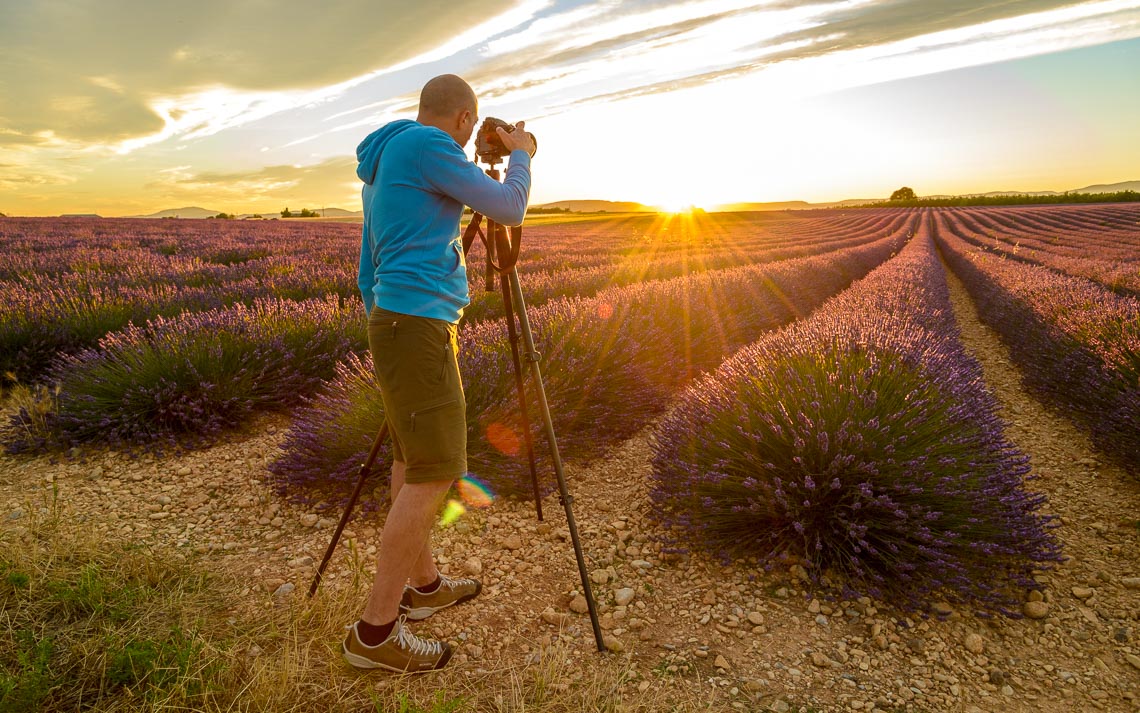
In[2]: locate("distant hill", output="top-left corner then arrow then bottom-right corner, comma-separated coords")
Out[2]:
132,206 -> 220,219
898,180 -> 1140,201
235,207 -> 363,219
1072,180 -> 1140,194
129,206 -> 364,219
533,200 -> 656,213
710,199 -> 877,212
312,207 -> 362,217
713,200 -> 812,211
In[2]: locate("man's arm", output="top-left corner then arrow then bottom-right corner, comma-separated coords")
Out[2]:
421,133 -> 532,226
357,224 -> 376,315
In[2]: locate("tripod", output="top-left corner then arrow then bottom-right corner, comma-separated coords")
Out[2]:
309,160 -> 606,653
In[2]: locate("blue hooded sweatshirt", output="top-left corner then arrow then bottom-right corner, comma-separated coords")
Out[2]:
356,119 -> 532,324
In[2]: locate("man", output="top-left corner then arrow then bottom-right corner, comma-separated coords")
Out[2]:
343,74 -> 536,672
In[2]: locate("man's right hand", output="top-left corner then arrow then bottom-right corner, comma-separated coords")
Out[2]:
497,120 -> 536,157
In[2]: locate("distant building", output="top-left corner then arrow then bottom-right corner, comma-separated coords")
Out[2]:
60,213 -> 102,218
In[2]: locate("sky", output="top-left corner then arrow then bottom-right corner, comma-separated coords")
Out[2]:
1,0 -> 1139,216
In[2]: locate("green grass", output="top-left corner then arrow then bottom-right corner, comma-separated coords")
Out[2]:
0,494 -> 226,711
0,490 -> 711,712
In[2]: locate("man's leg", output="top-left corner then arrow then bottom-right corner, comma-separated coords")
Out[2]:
361,477 -> 453,626
389,460 -> 440,589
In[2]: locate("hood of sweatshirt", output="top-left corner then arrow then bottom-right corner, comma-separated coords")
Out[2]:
355,119 -> 419,185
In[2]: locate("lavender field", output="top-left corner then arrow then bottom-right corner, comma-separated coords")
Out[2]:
5,205 -> 1140,713
2,205 -> 1138,612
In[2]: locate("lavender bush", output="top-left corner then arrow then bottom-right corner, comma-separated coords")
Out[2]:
271,227 -> 911,505
267,353 -> 393,513
3,297 -> 363,452
650,223 -> 1061,615
935,214 -> 1140,473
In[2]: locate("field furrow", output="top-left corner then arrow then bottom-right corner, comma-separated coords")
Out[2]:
933,212 -> 1140,473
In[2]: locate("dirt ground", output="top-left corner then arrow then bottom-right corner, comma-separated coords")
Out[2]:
3,264 -> 1138,712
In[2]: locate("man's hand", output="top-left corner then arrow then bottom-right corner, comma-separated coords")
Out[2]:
497,120 -> 536,157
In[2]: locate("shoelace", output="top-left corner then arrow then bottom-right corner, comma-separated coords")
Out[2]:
395,620 -> 442,657
439,575 -> 474,591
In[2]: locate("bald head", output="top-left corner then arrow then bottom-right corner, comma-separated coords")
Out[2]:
417,74 -> 479,148
418,74 -> 477,120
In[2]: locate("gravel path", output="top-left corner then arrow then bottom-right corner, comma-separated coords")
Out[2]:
2,261 -> 1139,712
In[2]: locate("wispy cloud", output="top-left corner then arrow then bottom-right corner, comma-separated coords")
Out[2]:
454,0 -> 1140,113
0,0 -> 533,150
142,157 -> 359,207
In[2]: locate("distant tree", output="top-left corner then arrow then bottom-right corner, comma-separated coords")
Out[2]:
0,211 -> 6,217
252,213 -> 263,219
299,208 -> 319,217
281,207 -> 292,218
210,212 -> 235,220
890,187 -> 916,201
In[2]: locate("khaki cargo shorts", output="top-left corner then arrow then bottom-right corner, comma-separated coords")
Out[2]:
367,306 -> 467,483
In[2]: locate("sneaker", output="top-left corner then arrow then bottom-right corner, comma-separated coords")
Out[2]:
400,574 -> 482,621
342,615 -> 452,672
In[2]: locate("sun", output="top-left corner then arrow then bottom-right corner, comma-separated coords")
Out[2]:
657,200 -> 701,214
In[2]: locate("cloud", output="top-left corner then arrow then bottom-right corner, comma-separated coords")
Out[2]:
0,0 -> 527,146
743,0 -> 1139,62
450,0 -> 1140,112
0,167 -> 78,191
142,156 -> 360,207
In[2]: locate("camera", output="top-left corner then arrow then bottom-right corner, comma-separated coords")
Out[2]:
474,117 -> 536,164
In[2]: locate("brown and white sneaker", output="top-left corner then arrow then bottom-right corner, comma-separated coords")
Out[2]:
342,615 -> 452,672
400,574 -> 482,621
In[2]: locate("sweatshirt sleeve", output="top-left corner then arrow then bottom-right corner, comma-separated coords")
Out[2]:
420,133 -> 532,226
357,223 -> 375,315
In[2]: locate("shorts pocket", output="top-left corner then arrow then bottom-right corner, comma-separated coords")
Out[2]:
403,398 -> 465,465
409,399 -> 456,433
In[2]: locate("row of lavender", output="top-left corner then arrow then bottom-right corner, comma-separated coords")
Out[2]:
460,211 -> 911,322
934,212 -> 1140,473
650,217 -> 1060,614
945,205 -> 1140,295
0,212 -> 904,383
268,230 -> 911,507
957,204 -> 1139,256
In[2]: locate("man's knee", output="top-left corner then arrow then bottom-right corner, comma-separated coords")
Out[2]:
399,478 -> 454,502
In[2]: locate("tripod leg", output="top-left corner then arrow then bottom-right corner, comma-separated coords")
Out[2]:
309,421 -> 389,598
495,226 -> 543,521
485,218 -> 498,292
506,266 -> 607,652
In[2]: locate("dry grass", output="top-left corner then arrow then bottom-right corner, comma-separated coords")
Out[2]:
0,374 -> 58,448
0,488 -> 712,712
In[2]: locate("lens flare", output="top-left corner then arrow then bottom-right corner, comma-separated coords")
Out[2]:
597,302 -> 614,320
458,474 -> 495,508
440,499 -> 466,527
486,421 -> 520,456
